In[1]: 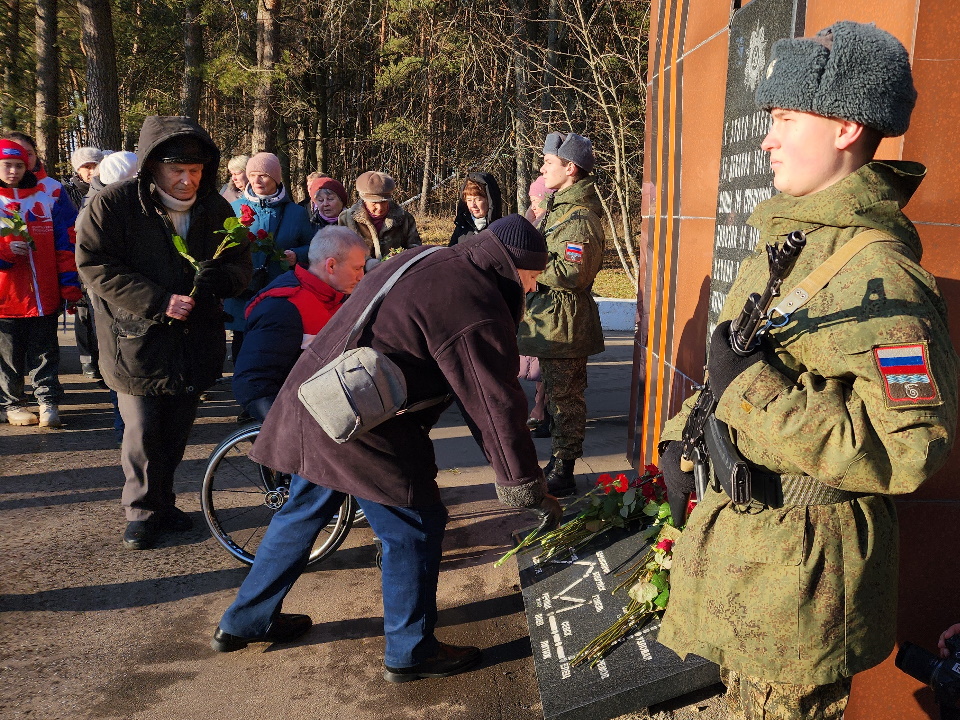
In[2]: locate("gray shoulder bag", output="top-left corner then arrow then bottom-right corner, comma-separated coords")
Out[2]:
297,247 -> 448,443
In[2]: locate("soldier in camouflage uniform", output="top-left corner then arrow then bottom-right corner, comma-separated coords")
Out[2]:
518,132 -> 605,496
657,22 -> 959,719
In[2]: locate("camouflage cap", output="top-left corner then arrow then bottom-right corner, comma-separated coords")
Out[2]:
755,21 -> 917,137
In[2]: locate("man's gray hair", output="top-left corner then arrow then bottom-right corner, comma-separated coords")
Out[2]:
308,225 -> 368,267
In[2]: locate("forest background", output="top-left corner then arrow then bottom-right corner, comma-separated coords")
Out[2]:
1,0 -> 648,291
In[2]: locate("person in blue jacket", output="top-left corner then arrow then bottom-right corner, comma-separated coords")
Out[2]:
224,152 -> 314,360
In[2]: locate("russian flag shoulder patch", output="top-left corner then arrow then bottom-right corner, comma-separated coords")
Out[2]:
872,341 -> 942,409
564,242 -> 584,263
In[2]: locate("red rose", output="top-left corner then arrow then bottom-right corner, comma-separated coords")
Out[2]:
644,463 -> 660,476
655,538 -> 674,553
641,484 -> 656,501
239,204 -> 256,227
247,231 -> 256,242
256,229 -> 268,240
596,473 -> 612,488
613,474 -> 629,492
7,202 -> 20,213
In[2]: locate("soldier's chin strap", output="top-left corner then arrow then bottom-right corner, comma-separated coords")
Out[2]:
766,229 -> 894,331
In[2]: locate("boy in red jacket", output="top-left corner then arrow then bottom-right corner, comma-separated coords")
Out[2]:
0,139 -> 82,427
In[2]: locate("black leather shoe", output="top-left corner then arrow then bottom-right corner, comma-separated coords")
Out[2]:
211,614 -> 313,653
122,520 -> 157,550
545,457 -> 577,497
158,506 -> 193,532
383,643 -> 482,683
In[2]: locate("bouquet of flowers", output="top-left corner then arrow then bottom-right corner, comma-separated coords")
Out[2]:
495,465 -> 668,568
0,202 -> 36,249
240,204 -> 290,272
172,210 -> 252,297
570,524 -> 680,667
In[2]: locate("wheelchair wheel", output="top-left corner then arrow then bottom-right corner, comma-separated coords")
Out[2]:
201,423 -> 354,568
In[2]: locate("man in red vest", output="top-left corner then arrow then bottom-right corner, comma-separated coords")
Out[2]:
232,225 -> 368,421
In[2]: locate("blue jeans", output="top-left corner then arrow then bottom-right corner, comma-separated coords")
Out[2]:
219,474 -> 448,668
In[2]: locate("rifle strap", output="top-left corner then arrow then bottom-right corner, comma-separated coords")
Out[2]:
770,229 -> 894,320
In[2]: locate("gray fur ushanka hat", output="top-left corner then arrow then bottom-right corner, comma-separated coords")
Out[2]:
755,21 -> 917,137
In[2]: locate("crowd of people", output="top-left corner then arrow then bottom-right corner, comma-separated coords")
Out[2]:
2,17 -> 957,717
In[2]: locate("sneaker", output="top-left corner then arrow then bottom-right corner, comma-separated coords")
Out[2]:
38,404 -> 61,428
383,643 -> 482,683
6,406 -> 39,426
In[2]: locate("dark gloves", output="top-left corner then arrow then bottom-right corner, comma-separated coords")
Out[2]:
529,494 -> 563,532
707,320 -> 765,399
660,441 -> 695,526
246,396 -> 274,423
194,259 -> 234,300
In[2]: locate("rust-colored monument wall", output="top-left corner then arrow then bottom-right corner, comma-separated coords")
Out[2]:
630,1 -> 960,717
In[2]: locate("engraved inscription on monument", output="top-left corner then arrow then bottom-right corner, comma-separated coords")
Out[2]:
709,0 -> 806,328
517,530 -> 718,720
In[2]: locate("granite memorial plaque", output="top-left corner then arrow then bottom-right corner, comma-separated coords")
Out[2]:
517,527 -> 719,720
708,0 -> 807,330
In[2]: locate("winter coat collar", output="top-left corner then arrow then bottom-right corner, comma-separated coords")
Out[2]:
749,160 -> 926,260
348,199 -> 405,234
550,178 -> 602,215
242,184 -> 288,207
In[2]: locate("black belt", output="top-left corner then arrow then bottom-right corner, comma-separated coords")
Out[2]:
704,415 -> 864,508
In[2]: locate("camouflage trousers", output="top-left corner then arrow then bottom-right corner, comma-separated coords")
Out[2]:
721,668 -> 851,720
540,356 -> 588,460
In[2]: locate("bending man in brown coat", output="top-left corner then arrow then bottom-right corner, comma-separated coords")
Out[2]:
210,214 -> 562,683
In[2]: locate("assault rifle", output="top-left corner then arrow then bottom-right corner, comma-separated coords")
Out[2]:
679,230 -> 806,507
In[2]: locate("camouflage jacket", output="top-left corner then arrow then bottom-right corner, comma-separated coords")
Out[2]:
517,179 -> 605,358
658,161 -> 959,683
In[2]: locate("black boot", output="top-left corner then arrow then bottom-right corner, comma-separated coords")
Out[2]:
545,457 -> 576,497
531,408 -> 552,438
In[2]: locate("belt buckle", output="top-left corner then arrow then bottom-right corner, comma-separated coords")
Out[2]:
730,462 -> 752,505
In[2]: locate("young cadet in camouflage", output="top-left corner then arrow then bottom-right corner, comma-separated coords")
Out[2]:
657,21 -> 959,720
517,132 -> 605,496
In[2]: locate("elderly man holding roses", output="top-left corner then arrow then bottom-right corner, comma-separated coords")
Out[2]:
76,116 -> 251,551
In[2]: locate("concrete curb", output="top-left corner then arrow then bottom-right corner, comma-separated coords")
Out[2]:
597,297 -> 637,331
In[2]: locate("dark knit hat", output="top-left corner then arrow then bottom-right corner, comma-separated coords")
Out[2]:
489,214 -> 548,271
356,171 -> 395,201
313,176 -> 349,205
152,135 -> 212,164
543,131 -> 595,173
755,21 -> 916,137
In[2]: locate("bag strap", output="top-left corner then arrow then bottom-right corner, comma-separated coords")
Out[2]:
770,229 -> 894,322
343,246 -> 443,351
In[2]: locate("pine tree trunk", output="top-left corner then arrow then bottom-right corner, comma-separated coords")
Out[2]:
35,0 -> 60,170
251,0 -> 280,153
76,0 -> 122,150
510,0 -> 531,215
180,0 -> 203,120
2,0 -> 21,128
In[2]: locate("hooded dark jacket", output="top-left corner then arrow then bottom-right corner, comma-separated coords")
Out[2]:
449,172 -> 503,246
76,116 -> 252,396
249,232 -> 546,510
